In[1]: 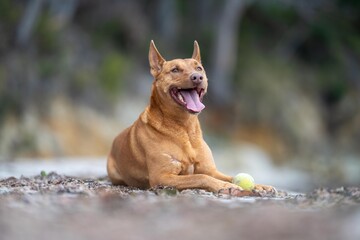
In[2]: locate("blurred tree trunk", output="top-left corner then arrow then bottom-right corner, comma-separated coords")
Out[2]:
198,0 -> 216,28
48,0 -> 78,29
210,0 -> 246,106
14,0 -> 79,114
156,0 -> 179,52
16,0 -> 78,47
16,0 -> 44,47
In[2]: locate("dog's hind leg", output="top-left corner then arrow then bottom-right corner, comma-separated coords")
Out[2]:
107,155 -> 127,185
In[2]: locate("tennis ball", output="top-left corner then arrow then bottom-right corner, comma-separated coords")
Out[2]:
233,173 -> 255,191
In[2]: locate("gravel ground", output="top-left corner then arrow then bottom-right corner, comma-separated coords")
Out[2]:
0,172 -> 359,240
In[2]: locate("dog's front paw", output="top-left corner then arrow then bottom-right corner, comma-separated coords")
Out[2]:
254,184 -> 277,195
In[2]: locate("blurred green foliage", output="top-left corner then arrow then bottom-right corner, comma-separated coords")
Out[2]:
38,57 -> 58,78
0,0 -> 20,24
35,11 -> 59,54
93,20 -> 127,49
99,52 -> 128,98
241,0 -> 359,103
0,0 -> 359,160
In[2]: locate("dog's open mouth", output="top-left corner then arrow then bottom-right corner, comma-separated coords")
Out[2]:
170,87 -> 205,113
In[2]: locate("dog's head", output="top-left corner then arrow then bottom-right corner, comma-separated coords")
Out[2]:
149,40 -> 208,114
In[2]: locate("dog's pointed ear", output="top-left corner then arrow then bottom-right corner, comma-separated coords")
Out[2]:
192,40 -> 201,63
149,40 -> 166,77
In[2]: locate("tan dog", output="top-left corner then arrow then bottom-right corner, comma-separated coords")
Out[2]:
107,40 -> 275,196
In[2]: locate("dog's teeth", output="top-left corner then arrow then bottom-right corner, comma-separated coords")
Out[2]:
177,92 -> 185,104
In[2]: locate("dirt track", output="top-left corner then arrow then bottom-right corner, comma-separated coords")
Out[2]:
1,172 -> 359,240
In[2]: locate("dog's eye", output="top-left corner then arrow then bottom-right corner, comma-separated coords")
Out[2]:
196,66 -> 203,71
171,67 -> 179,73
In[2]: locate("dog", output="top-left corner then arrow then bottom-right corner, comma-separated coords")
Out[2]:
107,40 -> 275,196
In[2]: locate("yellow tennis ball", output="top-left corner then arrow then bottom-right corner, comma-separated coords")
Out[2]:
233,173 -> 255,191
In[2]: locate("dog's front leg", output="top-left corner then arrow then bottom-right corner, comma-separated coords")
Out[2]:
147,153 -> 258,196
150,173 -> 258,197
195,143 -> 234,183
150,173 -> 233,193
206,170 -> 233,182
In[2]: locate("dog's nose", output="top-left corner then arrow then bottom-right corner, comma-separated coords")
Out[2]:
190,73 -> 203,84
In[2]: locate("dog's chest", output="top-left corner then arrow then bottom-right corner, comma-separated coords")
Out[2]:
184,163 -> 195,175
179,143 -> 197,175
168,153 -> 196,175
180,134 -> 203,175
167,126 -> 202,175
180,150 -> 197,175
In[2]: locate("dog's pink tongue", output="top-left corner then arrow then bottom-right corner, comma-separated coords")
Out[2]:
180,89 -> 205,113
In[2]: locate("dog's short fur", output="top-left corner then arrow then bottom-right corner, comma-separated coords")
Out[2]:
107,41 -> 275,196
